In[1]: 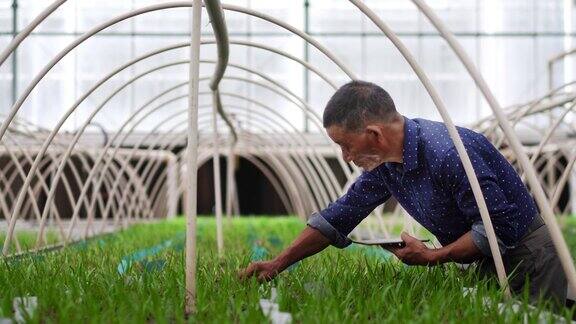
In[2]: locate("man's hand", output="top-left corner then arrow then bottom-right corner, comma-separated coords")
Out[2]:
383,232 -> 435,266
383,231 -> 483,265
238,226 -> 331,283
238,260 -> 282,282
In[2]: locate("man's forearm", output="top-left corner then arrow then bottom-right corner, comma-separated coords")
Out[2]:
272,225 -> 331,271
428,231 -> 483,264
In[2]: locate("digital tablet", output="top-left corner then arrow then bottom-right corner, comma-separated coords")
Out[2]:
351,238 -> 430,248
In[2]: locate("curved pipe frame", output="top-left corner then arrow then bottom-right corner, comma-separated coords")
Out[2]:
1,0 -> 575,309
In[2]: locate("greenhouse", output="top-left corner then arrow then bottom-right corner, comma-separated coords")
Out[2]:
1,0 -> 576,322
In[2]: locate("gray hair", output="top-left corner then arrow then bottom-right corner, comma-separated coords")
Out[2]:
323,80 -> 398,132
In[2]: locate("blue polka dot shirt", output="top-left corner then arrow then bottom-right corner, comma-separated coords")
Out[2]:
308,117 -> 538,252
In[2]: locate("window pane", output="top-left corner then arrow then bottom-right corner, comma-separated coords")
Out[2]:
0,35 -> 12,116
309,0 -> 362,33
0,0 -> 11,33
247,1 -> 303,34
479,37 -> 535,109
419,0 -> 478,33
247,36 -> 305,131
419,37 -> 479,123
76,1 -> 133,33
536,0 -> 564,33
18,0 -> 75,33
479,0 -> 535,33
364,36 -> 422,119
16,35 -> 76,128
362,0 -> 419,33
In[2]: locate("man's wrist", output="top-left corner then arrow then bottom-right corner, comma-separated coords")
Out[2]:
427,247 -> 448,264
272,253 -> 292,272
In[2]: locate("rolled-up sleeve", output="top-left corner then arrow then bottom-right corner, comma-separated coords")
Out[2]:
307,169 -> 390,248
440,147 -> 526,246
307,212 -> 351,248
470,221 -> 509,256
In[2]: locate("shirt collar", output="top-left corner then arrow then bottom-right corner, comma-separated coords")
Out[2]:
402,116 -> 420,173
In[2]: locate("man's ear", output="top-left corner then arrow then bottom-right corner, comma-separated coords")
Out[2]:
365,124 -> 384,144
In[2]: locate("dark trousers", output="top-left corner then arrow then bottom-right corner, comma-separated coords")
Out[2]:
475,224 -> 567,307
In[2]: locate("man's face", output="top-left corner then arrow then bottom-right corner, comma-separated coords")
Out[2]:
326,125 -> 385,172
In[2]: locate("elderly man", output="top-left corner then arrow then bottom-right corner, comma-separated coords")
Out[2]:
240,81 -> 566,305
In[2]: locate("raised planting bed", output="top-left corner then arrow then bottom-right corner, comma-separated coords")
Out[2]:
1,216 -> 575,322
0,230 -> 61,255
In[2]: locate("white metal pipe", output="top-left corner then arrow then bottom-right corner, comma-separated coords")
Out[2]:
186,0 -> 201,314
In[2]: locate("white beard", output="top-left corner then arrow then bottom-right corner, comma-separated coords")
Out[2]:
353,154 -> 384,172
